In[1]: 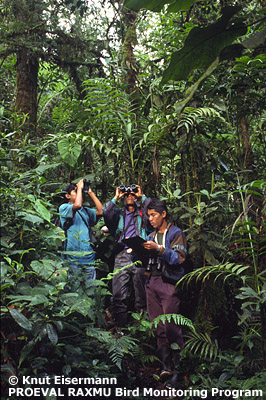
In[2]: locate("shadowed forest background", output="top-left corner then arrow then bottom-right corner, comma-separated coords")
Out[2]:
1,0 -> 266,399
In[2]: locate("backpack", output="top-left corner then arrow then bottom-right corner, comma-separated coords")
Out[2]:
54,215 -> 73,234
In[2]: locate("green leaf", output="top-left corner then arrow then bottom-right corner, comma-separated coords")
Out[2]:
200,189 -> 210,198
194,217 -> 204,225
204,250 -> 218,265
168,0 -> 205,12
19,340 -> 35,367
35,163 -> 60,174
47,323 -> 58,345
171,342 -> 180,350
16,282 -> 33,295
162,6 -> 247,83
124,0 -> 200,12
58,138 -> 81,167
9,309 -> 32,331
173,189 -> 181,197
18,212 -> 44,224
35,200 -> 51,222
70,298 -> 93,316
1,364 -> 16,376
124,0 -> 168,12
30,295 -> 49,306
31,260 -> 56,280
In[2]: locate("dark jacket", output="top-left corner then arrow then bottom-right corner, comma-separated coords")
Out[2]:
147,223 -> 187,265
102,196 -> 151,242
146,223 -> 188,282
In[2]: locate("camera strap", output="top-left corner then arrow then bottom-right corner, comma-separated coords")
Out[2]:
76,208 -> 97,245
76,209 -> 88,227
154,226 -> 168,247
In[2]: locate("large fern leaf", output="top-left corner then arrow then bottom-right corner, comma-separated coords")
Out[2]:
85,327 -> 138,370
152,313 -> 195,331
185,330 -> 220,360
177,106 -> 225,133
177,263 -> 250,287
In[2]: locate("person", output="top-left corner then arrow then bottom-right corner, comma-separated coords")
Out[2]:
59,179 -> 102,280
102,185 -> 151,327
142,199 -> 188,389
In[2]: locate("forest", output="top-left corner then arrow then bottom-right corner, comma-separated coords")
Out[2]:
0,0 -> 266,399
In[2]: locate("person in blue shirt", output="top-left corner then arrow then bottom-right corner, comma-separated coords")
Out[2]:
59,179 -> 102,279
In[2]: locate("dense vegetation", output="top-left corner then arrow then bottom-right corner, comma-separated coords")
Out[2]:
1,0 -> 265,399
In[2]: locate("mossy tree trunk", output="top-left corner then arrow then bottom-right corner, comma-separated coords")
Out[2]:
13,0 -> 40,135
121,7 -> 139,109
15,50 -> 39,133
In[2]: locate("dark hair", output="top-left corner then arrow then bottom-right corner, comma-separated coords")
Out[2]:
147,199 -> 168,217
63,183 -> 77,195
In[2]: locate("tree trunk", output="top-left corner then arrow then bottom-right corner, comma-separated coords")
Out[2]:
121,7 -> 139,107
15,50 -> 39,133
13,0 -> 40,134
239,116 -> 254,177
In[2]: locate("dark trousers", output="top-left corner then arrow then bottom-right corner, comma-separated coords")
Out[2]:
146,275 -> 184,349
112,250 -> 146,322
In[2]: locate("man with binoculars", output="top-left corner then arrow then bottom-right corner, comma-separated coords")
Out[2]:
102,184 -> 151,327
59,179 -> 102,280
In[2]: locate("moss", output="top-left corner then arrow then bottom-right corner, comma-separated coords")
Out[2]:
121,25 -> 137,67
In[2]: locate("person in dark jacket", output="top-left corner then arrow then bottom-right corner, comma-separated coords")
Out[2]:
142,199 -> 187,389
102,185 -> 151,327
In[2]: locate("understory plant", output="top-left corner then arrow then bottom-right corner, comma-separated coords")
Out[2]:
177,180 -> 266,372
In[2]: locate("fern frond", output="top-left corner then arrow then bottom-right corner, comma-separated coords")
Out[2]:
85,327 -> 138,370
177,107 -> 225,133
82,78 -> 132,119
177,263 -> 250,287
131,345 -> 157,365
108,335 -> 138,370
152,314 -> 195,332
185,330 -> 220,360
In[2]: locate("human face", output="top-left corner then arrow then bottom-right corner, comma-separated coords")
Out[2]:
125,193 -> 136,205
66,187 -> 77,203
147,209 -> 167,232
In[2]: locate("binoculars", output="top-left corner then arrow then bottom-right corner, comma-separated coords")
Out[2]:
119,184 -> 138,194
83,179 -> 92,193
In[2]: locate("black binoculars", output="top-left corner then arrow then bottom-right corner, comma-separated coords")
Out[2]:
83,179 -> 92,193
119,184 -> 138,194
146,256 -> 161,272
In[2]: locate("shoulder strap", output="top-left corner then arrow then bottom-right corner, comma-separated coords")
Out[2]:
151,223 -> 173,238
138,209 -> 145,227
77,209 -> 97,245
77,209 -> 90,230
154,223 -> 172,247
83,207 -> 93,224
